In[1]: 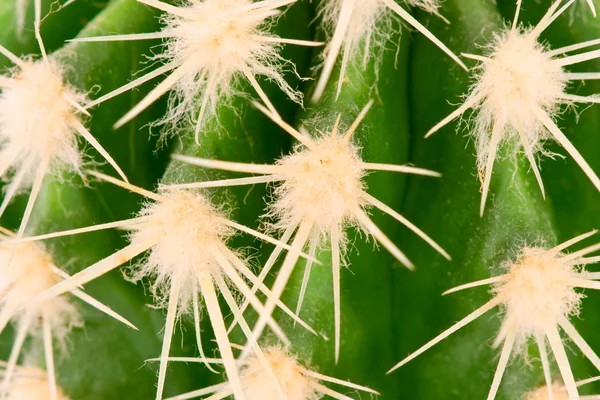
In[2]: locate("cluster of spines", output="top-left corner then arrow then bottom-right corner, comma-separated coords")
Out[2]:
3,0 -> 600,399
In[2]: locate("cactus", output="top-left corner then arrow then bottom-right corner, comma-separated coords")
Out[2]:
4,0 -> 600,399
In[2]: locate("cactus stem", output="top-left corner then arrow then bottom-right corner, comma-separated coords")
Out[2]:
174,100 -> 447,361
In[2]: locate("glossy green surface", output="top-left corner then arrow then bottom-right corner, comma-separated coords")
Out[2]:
2,0 -> 600,398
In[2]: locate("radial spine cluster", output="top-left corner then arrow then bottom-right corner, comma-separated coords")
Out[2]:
389,231 -> 600,400
0,229 -> 136,400
0,0 -> 128,247
311,0 -> 467,102
172,99 -> 449,363
74,0 -> 322,143
427,0 -> 600,214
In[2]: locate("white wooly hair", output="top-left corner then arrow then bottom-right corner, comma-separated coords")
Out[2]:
153,0 -> 302,135
406,0 -> 441,13
164,346 -> 380,399
319,0 -> 391,61
0,57 -> 88,185
240,347 -> 321,400
0,241 -> 81,345
467,28 -> 567,174
426,0 -> 600,216
127,190 -> 235,313
492,245 -> 583,350
74,0 -> 323,144
267,129 -> 368,248
525,376 -> 600,400
527,383 -> 570,400
3,366 -> 70,400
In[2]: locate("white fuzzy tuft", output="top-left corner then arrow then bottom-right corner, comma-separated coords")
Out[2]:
0,41 -> 127,240
155,0 -> 302,133
0,223 -> 137,400
493,245 -> 582,348
312,0 -> 465,102
320,0 -> 389,57
467,29 -> 566,173
14,173 -> 315,400
5,366 -> 69,400
0,241 -> 81,341
405,0 -> 441,14
240,347 -> 321,400
270,131 -> 366,244
526,383 -> 569,400
77,0 -> 321,142
128,190 -> 233,312
0,58 -> 87,184
169,346 -> 379,399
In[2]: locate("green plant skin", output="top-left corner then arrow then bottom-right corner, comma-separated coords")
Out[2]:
0,0 -> 109,68
3,0 -> 600,398
388,0 -> 600,398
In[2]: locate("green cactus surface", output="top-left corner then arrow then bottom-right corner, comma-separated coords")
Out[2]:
2,0 -> 600,399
